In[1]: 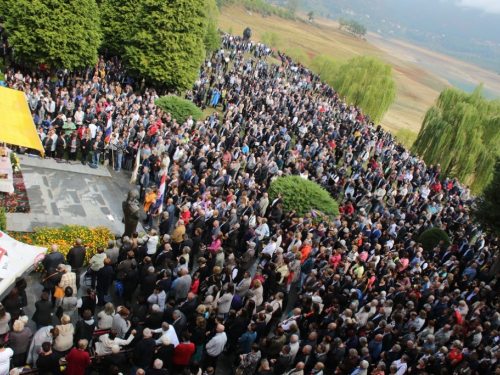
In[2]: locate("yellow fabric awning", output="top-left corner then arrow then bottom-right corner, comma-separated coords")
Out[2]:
0,86 -> 44,155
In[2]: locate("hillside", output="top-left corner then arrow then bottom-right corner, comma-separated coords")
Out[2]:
218,4 -> 448,132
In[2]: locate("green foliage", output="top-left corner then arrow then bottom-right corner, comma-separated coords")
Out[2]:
395,128 -> 418,149
308,11 -> 314,21
268,176 -> 338,217
339,18 -> 367,37
4,0 -> 102,71
204,20 -> 221,52
0,72 -> 5,81
309,54 -> 344,86
124,0 -> 207,90
155,95 -> 204,124
0,208 -> 6,232
204,0 -> 221,52
333,56 -> 396,124
417,227 -> 451,252
284,47 -> 310,66
473,159 -> 500,237
100,0 -> 136,56
412,84 -> 500,193
261,31 -> 283,50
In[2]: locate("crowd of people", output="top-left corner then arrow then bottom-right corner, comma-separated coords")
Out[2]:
0,31 -> 499,375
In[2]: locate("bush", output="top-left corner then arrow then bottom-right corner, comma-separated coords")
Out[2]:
0,208 -> 6,232
417,227 -> 451,252
268,176 -> 338,217
155,95 -> 204,124
261,31 -> 283,49
9,225 -> 115,270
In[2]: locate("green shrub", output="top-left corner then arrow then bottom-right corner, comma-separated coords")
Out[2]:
261,31 -> 283,49
155,95 -> 204,124
0,208 -> 6,232
417,227 -> 451,252
268,176 -> 338,217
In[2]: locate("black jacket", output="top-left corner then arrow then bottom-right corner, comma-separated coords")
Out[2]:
133,337 -> 156,367
37,352 -> 62,375
67,246 -> 86,270
97,265 -> 114,289
32,300 -> 53,325
42,252 -> 66,271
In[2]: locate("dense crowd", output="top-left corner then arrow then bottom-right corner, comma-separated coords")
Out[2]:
1,32 -> 499,375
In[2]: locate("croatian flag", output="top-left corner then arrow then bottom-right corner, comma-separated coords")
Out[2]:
155,173 -> 166,214
104,112 -> 112,142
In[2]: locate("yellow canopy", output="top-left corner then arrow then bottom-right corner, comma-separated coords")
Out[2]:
0,86 -> 44,155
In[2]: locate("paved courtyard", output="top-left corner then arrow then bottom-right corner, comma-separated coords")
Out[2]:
6,155 -> 130,234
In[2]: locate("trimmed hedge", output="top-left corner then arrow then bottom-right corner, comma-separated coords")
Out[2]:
268,176 -> 338,217
155,95 -> 204,124
417,227 -> 451,252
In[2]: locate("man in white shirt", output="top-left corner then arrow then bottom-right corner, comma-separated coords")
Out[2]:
392,355 -> 408,375
279,308 -> 302,331
205,324 -> 227,371
153,322 -> 179,346
262,236 -> 277,256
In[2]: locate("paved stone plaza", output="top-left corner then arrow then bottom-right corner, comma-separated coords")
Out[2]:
6,155 -> 128,234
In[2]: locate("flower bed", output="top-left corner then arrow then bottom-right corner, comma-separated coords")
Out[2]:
10,225 -> 115,269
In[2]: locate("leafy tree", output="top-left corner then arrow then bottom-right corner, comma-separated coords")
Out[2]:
308,11 -> 314,21
333,56 -> 396,123
473,158 -> 500,237
124,0 -> 207,90
417,227 -> 450,252
310,54 -> 344,86
286,0 -> 301,15
155,95 -> 204,123
100,0 -> 136,56
3,0 -> 101,72
412,84 -> 500,192
204,0 -> 221,52
261,31 -> 283,49
268,176 -> 338,217
243,27 -> 252,41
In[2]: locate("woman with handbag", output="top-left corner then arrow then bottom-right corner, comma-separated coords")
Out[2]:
41,267 -> 63,307
56,287 -> 78,323
236,343 -> 261,375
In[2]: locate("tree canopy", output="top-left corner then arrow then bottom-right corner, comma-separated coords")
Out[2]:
338,17 -> 367,37
100,0 -> 136,56
3,0 -> 101,71
333,56 -> 396,123
268,176 -> 338,217
473,159 -> 500,237
412,84 -> 500,193
124,0 -> 209,90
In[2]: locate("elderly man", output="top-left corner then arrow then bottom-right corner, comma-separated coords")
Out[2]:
105,240 -> 119,267
284,362 -> 305,375
174,268 -> 192,303
153,322 -> 179,346
42,244 -> 66,272
205,324 -> 227,371
138,229 -> 160,256
171,219 -> 186,256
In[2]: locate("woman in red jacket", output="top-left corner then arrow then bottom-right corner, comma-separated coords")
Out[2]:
173,331 -> 195,373
65,339 -> 90,375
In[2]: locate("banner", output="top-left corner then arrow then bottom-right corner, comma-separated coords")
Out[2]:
0,231 -> 47,299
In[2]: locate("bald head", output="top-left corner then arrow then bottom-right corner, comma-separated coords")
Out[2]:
216,324 -> 225,333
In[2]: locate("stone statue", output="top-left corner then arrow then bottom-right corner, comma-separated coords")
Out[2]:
123,189 -> 140,237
